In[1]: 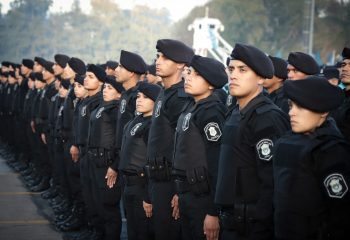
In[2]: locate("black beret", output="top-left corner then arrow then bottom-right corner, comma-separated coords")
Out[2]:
29,72 -> 36,80
99,63 -> 107,70
106,60 -> 118,70
34,72 -> 45,82
1,61 -> 11,67
147,64 -> 156,75
2,72 -> 9,77
42,60 -> 55,74
22,59 -> 34,69
13,63 -> 21,69
137,81 -> 161,102
119,50 -> 147,74
104,75 -> 125,93
87,64 -> 106,82
322,66 -> 339,80
34,57 -> 46,66
54,54 -> 70,68
283,76 -> 344,113
68,57 -> 86,75
156,39 -> 194,64
231,43 -> 274,78
8,71 -> 16,78
287,52 -> 320,75
60,79 -> 71,90
190,55 -> 227,88
268,56 -> 288,79
74,74 -> 85,85
342,47 -> 350,60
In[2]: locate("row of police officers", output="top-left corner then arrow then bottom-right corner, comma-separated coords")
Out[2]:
0,39 -> 350,240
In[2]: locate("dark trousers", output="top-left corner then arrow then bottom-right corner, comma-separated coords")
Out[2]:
123,181 -> 154,240
54,140 -> 71,199
178,192 -> 213,240
149,180 -> 181,240
87,150 -> 122,240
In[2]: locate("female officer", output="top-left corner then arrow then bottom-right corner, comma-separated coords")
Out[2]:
86,75 -> 124,240
172,55 -> 228,240
119,81 -> 161,240
273,76 -> 350,239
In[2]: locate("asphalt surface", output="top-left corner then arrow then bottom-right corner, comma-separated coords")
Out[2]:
0,154 -> 128,240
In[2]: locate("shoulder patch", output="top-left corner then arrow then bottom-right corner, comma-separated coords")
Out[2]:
95,107 -> 104,119
120,99 -> 126,114
256,139 -> 273,161
324,173 -> 348,199
154,100 -> 162,118
182,113 -> 191,131
226,95 -> 233,106
204,122 -> 222,141
81,105 -> 87,117
130,123 -> 142,136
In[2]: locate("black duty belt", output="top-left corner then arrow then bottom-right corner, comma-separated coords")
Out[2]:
123,174 -> 146,186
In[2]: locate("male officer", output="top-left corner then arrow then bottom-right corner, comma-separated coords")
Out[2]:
215,43 -> 290,239
334,47 -> 350,142
263,56 -> 289,113
145,39 -> 194,240
287,51 -> 320,80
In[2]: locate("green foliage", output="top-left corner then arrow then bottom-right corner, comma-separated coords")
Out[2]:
0,0 -> 171,64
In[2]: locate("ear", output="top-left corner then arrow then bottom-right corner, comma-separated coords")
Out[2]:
176,63 -> 186,70
257,76 -> 265,85
321,112 -> 329,119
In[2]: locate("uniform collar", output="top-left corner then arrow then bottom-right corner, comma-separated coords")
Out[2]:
239,93 -> 267,118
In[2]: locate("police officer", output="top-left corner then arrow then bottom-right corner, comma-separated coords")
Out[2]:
56,57 -> 86,231
263,56 -> 289,113
172,55 -> 227,240
215,43 -> 290,239
109,50 -> 147,185
86,75 -> 125,240
274,76 -> 350,239
334,47 -> 350,142
287,52 -> 320,80
119,82 -> 161,240
145,39 -> 194,240
105,60 -> 118,76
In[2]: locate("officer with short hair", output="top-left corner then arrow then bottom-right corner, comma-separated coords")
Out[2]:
287,52 -> 320,80
274,76 -> 350,239
215,43 -> 290,239
334,47 -> 350,142
263,56 -> 289,113
145,39 -> 194,240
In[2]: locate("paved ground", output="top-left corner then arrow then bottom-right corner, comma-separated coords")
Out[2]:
0,155 -> 128,240
0,157 -> 61,240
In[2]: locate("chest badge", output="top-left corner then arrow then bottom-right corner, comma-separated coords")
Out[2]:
324,173 -> 348,199
226,95 -> 233,106
204,122 -> 222,141
120,99 -> 126,114
96,107 -> 104,119
182,113 -> 191,131
256,139 -> 273,161
130,123 -> 142,136
154,100 -> 162,118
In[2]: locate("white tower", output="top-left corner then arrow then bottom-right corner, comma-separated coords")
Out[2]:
188,7 -> 233,64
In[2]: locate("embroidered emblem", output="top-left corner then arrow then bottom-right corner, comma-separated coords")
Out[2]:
256,139 -> 273,161
155,100 -> 162,118
182,113 -> 191,131
120,99 -> 126,114
226,95 -> 233,106
324,173 -> 348,198
130,123 -> 142,136
58,105 -> 64,116
204,122 -> 222,141
96,107 -> 104,119
81,105 -> 87,117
